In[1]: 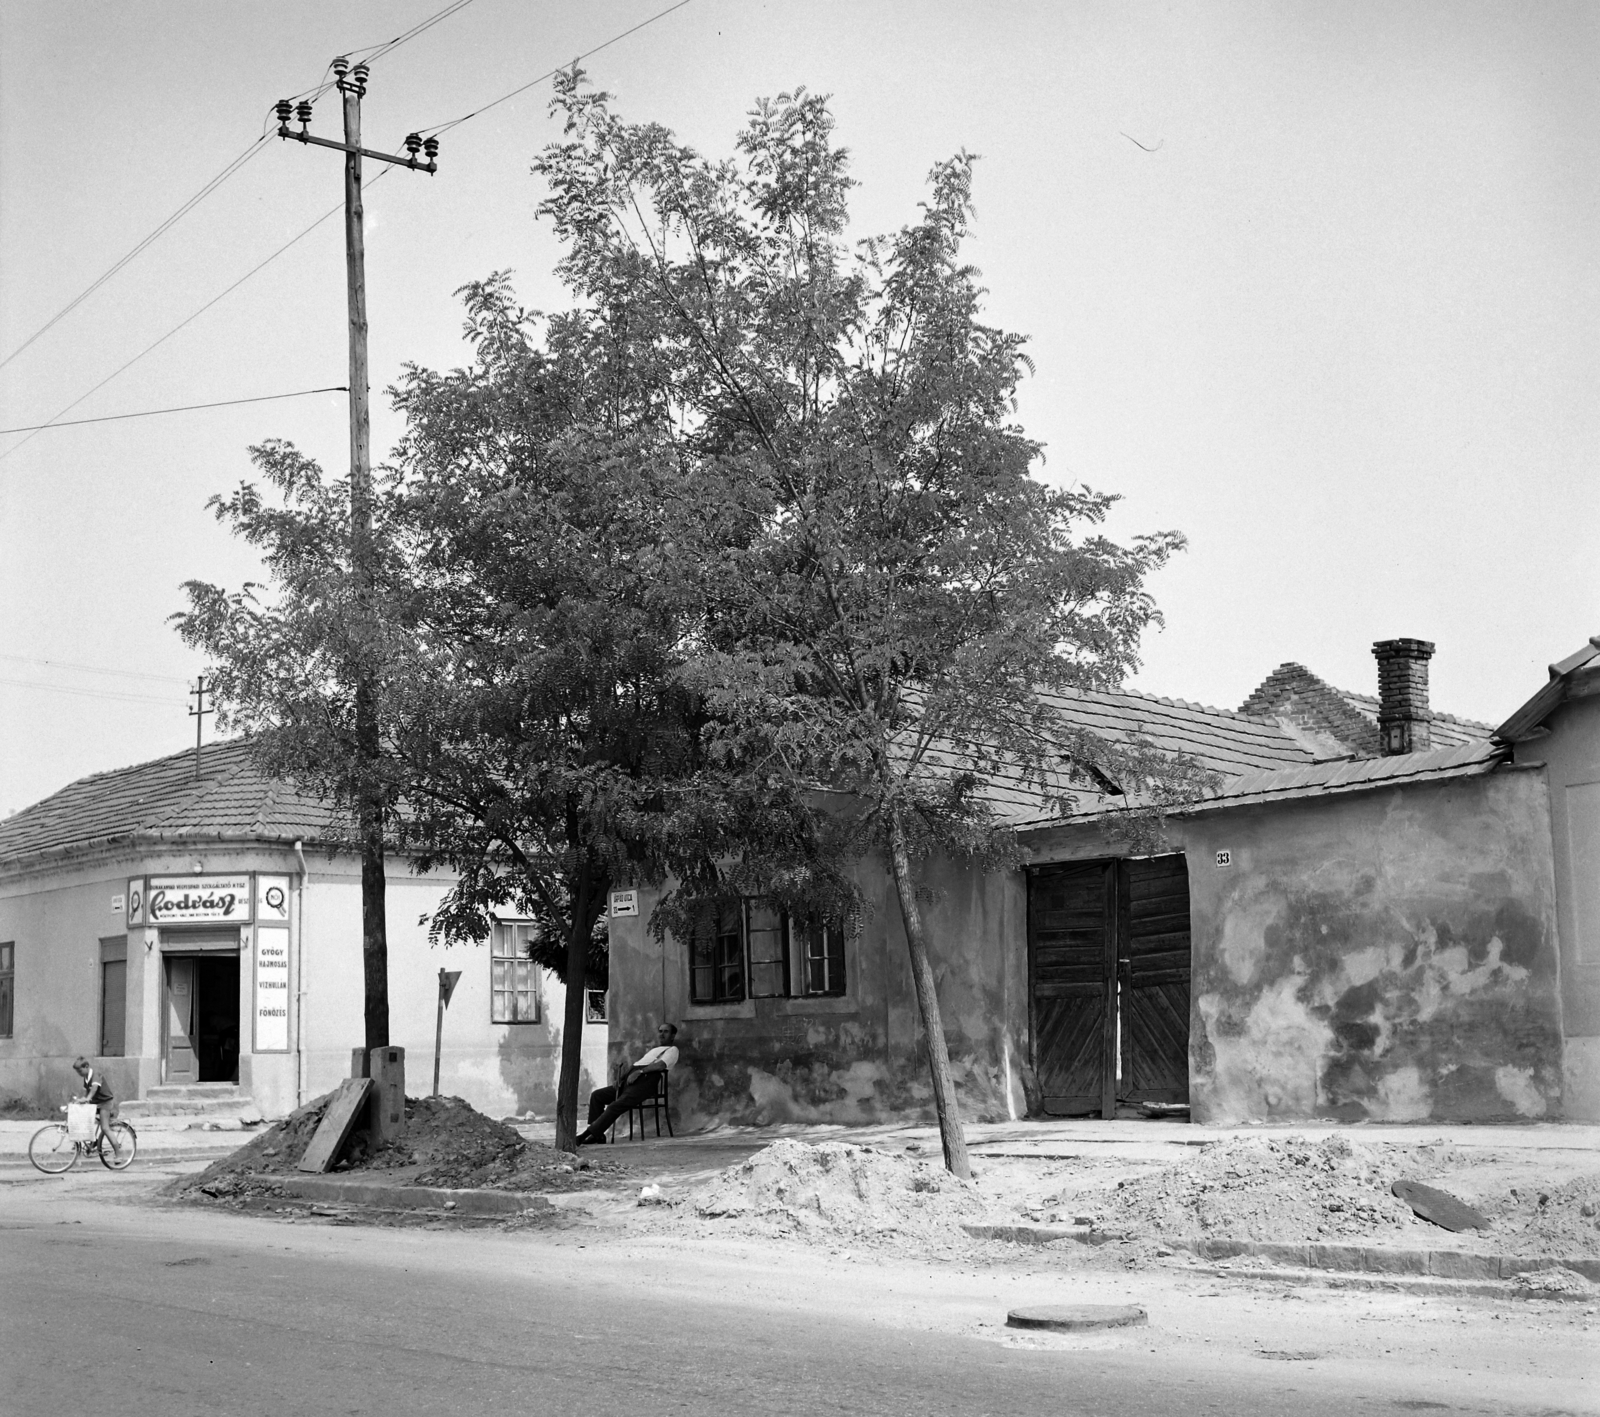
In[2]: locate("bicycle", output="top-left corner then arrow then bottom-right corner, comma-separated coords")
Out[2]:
28,1101 -> 138,1174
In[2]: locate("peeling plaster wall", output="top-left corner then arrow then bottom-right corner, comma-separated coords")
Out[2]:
1510,690 -> 1600,1119
1180,769 -> 1565,1125
606,854 -> 1028,1131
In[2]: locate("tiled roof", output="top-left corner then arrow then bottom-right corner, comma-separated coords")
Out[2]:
1171,740 -> 1505,815
0,740 -> 343,869
1496,636 -> 1600,743
1238,662 -> 1491,756
1336,689 -> 1492,751
957,685 -> 1314,827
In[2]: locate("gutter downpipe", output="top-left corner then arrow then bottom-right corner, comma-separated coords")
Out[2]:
293,840 -> 309,1108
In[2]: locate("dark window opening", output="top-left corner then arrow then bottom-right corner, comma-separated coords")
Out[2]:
688,900 -> 847,1005
0,942 -> 12,1038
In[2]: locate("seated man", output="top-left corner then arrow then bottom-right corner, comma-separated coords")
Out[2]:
576,1023 -> 678,1145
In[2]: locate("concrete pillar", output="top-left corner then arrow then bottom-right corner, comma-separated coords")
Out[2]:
368,1046 -> 406,1146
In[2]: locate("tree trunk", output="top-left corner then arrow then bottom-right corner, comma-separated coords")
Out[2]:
356,680 -> 389,1051
887,806 -> 971,1179
553,864 -> 602,1153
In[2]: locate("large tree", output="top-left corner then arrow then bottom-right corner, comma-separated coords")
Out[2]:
379,274 -> 824,1151
532,75 -> 1206,1175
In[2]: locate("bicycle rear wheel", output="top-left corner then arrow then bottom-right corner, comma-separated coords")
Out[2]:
98,1121 -> 138,1170
28,1123 -> 79,1174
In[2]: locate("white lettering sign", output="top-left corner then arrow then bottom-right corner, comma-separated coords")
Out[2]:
111,894 -> 125,913
147,876 -> 253,924
1214,850 -> 1233,868
609,890 -> 639,918
256,874 -> 291,924
254,926 -> 291,1052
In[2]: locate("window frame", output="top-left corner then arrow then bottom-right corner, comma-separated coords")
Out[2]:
490,922 -> 542,1025
0,941 -> 12,1039
687,900 -> 848,1007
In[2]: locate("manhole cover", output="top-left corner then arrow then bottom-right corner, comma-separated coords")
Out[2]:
1006,1304 -> 1148,1332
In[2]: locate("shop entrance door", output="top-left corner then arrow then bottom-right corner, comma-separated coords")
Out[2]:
1027,855 -> 1192,1117
164,952 -> 241,1084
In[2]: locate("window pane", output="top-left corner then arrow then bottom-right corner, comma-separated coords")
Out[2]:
747,899 -> 787,998
0,975 -> 11,1037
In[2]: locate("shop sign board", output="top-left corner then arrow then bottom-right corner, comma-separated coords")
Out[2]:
254,926 -> 291,1052
609,889 -> 639,918
256,875 -> 291,924
147,875 -> 253,925
126,879 -> 146,926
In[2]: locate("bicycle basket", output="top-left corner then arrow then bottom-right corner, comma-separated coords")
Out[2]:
66,1101 -> 97,1140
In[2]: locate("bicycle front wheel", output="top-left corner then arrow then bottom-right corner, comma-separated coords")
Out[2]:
28,1123 -> 79,1174
98,1121 -> 137,1170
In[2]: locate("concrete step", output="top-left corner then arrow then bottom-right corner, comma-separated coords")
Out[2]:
121,1085 -> 259,1120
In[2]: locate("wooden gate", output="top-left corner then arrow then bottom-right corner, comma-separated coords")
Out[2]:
1028,855 -> 1192,1117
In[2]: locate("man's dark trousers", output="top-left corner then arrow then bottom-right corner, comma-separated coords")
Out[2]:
584,1075 -> 659,1138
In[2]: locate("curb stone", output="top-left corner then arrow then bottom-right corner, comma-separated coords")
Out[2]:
243,1173 -> 551,1216
963,1223 -> 1599,1286
1194,1265 -> 1599,1303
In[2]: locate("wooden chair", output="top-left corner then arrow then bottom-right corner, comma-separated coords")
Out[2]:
611,1070 -> 673,1141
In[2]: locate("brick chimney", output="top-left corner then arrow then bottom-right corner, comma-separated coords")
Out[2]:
1372,638 -> 1435,755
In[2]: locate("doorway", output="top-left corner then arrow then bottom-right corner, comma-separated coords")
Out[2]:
163,953 -> 240,1084
1027,854 -> 1192,1117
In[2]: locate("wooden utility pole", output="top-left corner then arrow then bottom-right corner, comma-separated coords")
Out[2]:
187,676 -> 213,779
274,63 -> 438,1052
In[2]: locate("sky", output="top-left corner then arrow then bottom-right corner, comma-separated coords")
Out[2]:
1,0 -> 1595,816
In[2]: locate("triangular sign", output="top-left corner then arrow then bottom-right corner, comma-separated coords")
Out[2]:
439,969 -> 462,1008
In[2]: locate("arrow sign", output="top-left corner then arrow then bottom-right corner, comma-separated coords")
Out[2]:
439,969 -> 462,1008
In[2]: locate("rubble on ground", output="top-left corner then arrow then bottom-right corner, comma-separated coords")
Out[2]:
1054,1134 -> 1600,1258
686,1139 -> 986,1244
173,1092 -> 625,1203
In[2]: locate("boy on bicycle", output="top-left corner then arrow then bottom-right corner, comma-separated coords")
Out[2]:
72,1056 -> 120,1156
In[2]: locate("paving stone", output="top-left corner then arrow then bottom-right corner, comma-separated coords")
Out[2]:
1360,1246 -> 1429,1276
1308,1243 -> 1366,1272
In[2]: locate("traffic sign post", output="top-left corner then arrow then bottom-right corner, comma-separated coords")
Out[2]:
432,967 -> 462,1098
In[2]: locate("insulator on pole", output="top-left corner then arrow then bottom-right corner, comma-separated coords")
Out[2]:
423,136 -> 439,162
352,62 -> 370,96
331,55 -> 349,79
404,133 -> 422,158
295,101 -> 313,128
275,99 -> 293,127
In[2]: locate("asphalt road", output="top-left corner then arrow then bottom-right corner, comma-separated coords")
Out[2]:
1,1173 -> 1592,1416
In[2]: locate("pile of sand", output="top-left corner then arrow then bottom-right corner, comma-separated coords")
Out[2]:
1074,1134 -> 1600,1255
1082,1134 -> 1423,1244
1492,1171 -> 1600,1258
178,1093 -> 624,1200
689,1139 -> 985,1243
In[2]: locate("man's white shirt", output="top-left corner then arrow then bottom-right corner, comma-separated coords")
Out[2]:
633,1045 -> 679,1071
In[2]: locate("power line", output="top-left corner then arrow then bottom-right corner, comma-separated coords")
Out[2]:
1,2 -> 483,375
0,385 -> 348,436
0,1 -> 696,462
0,138 -> 271,373
0,653 -> 190,685
0,676 -> 176,707
0,175 -> 391,465
418,0 -> 696,137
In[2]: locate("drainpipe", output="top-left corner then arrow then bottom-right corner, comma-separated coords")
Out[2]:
293,840 -> 309,1108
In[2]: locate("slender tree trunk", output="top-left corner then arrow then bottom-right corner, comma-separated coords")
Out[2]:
887,806 -> 971,1179
356,680 -> 389,1052
553,862 -> 605,1153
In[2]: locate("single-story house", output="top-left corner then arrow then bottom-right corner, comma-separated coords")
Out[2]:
0,740 -> 607,1118
606,637 -> 1597,1128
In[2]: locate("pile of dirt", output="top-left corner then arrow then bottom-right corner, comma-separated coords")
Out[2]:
687,1139 -> 986,1244
0,1096 -> 54,1121
1492,1172 -> 1600,1258
1072,1134 -> 1600,1255
1080,1134 -> 1426,1244
176,1093 -> 625,1200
